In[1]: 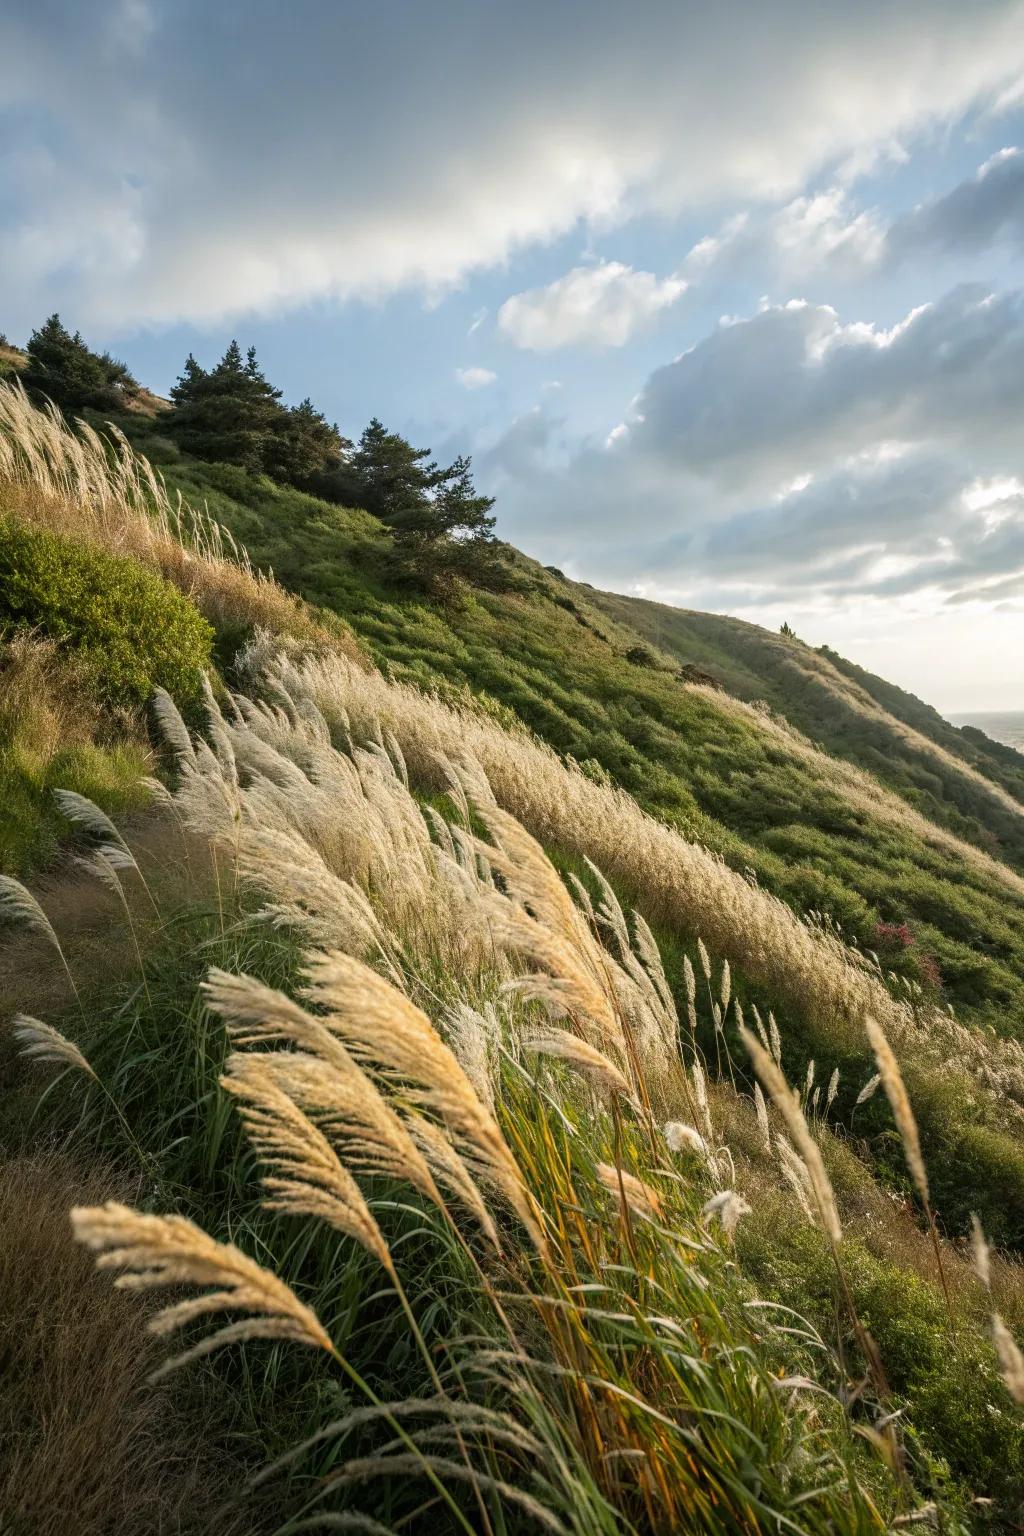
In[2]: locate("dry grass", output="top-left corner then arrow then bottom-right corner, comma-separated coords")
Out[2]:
0,1150 -> 250,1535
46,669 -> 1024,1528
255,644 -> 1024,1125
0,632 -> 107,758
0,812 -> 213,1024
0,380 -> 362,659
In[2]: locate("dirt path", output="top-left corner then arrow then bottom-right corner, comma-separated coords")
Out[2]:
0,810 -> 215,1024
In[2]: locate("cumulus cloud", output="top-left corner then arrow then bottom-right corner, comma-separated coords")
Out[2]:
497,261 -> 687,349
489,282 -> 1024,611
629,285 -> 1024,487
456,366 -> 497,388
3,0 -> 1024,328
683,189 -> 887,285
888,146 -> 1024,257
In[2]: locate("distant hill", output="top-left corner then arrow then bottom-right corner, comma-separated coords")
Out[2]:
588,589 -> 1024,867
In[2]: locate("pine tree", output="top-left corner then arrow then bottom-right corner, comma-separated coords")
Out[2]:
23,314 -> 138,414
267,398 -> 348,488
338,418 -> 502,591
169,345 -> 346,485
170,341 -> 283,471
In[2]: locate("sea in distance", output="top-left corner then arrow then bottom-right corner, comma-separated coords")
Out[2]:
949,711 -> 1024,751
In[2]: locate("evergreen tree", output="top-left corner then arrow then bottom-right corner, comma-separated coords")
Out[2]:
332,418 -> 435,521
339,418 -> 501,591
267,398 -> 349,488
170,341 -> 284,471
170,344 -> 346,485
23,314 -> 138,414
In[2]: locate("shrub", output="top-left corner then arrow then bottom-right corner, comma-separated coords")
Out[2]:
0,518 -> 213,710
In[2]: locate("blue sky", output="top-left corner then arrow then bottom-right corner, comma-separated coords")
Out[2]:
4,1 -> 1024,710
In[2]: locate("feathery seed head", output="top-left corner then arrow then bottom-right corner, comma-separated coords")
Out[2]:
71,1200 -> 333,1376
525,1029 -> 633,1099
221,1054 -> 392,1269
740,1026 -> 842,1244
864,1017 -> 929,1209
971,1215 -> 992,1292
992,1314 -> 1024,1403
12,1014 -> 95,1078
664,1122 -> 708,1157
702,1189 -> 752,1238
596,1162 -> 662,1218
855,1072 -> 881,1106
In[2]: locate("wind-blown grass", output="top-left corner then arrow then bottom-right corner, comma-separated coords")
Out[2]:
26,665 -> 1010,1527
3,382 -> 1024,1527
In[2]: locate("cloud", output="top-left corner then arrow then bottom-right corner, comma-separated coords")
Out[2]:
887,146 -> 1024,257
497,261 -> 687,349
488,282 -> 1024,611
3,0 -> 1024,328
456,365 -> 497,388
683,189 -> 887,285
683,148 -> 1024,295
628,285 -> 1024,487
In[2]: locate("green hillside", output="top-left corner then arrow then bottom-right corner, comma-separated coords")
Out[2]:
589,590 -> 1024,861
4,379 -> 1024,1531
97,413 -> 1024,1040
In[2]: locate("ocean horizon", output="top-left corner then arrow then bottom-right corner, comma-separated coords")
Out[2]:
949,710 -> 1024,751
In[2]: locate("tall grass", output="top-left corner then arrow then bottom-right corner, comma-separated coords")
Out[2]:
0,380 -> 358,655
3,382 -> 1024,1525
248,641 -> 1024,1136
33,671 -> 1014,1528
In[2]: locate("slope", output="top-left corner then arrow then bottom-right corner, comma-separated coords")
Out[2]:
5,384 -> 1024,1528
97,416 -> 1024,1039
588,589 -> 1024,864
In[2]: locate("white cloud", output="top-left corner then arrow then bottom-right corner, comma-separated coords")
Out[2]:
681,186 -> 886,288
682,148 -> 1024,294
497,261 -> 687,350
629,285 -> 1024,489
456,365 -> 497,388
3,0 -> 1024,328
488,282 -> 1024,618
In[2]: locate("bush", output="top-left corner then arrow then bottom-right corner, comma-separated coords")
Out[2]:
0,518 -> 213,710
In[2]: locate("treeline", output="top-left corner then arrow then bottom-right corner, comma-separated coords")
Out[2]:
14,314 -> 503,591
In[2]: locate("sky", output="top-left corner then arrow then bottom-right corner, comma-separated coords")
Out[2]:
4,2 -> 1024,712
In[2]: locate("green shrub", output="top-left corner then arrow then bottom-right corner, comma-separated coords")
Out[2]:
0,518 -> 213,709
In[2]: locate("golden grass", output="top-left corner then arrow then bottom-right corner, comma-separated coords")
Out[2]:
70,1200 -> 335,1374
0,380 -> 361,658
46,665 -> 1024,1528
259,644 -> 1024,1127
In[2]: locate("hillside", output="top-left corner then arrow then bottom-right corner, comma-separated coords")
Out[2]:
86,410 -> 1024,1045
3,381 -> 1024,1531
588,590 -> 1024,862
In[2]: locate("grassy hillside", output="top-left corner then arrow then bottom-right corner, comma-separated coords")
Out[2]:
3,383 -> 1024,1530
589,590 -> 1024,859
90,415 -> 1024,1042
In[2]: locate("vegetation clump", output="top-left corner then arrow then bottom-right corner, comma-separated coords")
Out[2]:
22,314 -> 139,415
0,517 -> 213,710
